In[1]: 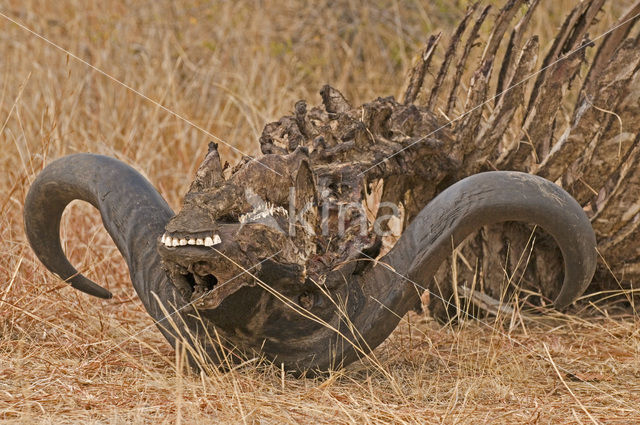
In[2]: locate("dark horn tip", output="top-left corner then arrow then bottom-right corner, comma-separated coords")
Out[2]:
68,274 -> 113,299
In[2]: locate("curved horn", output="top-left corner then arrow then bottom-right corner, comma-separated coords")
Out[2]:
25,159 -> 596,374
202,171 -> 596,374
340,171 -> 597,364
24,154 -> 189,348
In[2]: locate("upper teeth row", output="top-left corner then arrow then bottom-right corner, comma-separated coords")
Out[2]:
160,233 -> 221,248
239,202 -> 288,224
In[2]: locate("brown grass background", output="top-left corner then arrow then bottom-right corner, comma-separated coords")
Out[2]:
1,0 -> 639,423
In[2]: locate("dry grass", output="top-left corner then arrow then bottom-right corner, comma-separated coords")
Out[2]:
1,0 -> 639,423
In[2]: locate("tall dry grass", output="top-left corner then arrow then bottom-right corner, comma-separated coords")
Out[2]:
1,0 -> 639,423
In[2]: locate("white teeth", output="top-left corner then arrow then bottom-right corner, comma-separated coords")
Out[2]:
164,234 -> 215,248
238,202 -> 289,224
161,234 -> 166,244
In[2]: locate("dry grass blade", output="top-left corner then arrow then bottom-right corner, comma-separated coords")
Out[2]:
543,344 -> 600,425
1,1 -> 639,423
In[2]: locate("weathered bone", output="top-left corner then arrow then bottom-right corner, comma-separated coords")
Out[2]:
504,38 -> 588,172
23,153 -> 598,374
536,38 -> 640,183
495,0 -> 540,102
403,33 -> 441,105
23,0 -> 640,374
569,39 -> 640,204
454,1 -> 524,154
188,142 -> 225,194
445,4 -> 491,115
468,35 -> 539,173
581,0 -> 640,96
526,0 -> 605,115
425,3 -> 477,110
592,141 -> 640,239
